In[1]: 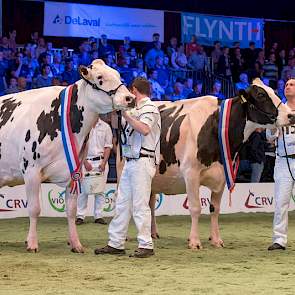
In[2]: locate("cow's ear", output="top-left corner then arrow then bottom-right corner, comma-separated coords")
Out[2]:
92,59 -> 105,66
238,89 -> 249,103
79,65 -> 89,78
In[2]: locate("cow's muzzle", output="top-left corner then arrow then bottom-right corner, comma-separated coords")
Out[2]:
288,114 -> 295,125
126,96 -> 136,108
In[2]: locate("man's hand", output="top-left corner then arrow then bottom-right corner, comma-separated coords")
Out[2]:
98,161 -> 106,172
84,160 -> 93,171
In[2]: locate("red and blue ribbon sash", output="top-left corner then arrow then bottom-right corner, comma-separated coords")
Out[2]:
218,99 -> 239,198
60,85 -> 82,194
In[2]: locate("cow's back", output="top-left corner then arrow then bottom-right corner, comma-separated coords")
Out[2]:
0,86 -> 66,187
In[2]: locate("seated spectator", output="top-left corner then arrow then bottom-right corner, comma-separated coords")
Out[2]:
277,49 -> 287,78
35,52 -> 56,78
187,80 -> 203,98
171,43 -> 187,70
103,54 -> 118,70
11,52 -> 30,79
281,57 -> 295,82
145,41 -> 165,69
187,46 -> 207,71
0,51 -> 8,95
210,80 -> 225,100
5,77 -> 18,94
52,76 -> 61,86
154,55 -> 169,89
128,48 -> 138,68
61,58 -> 80,85
243,41 -> 258,70
90,50 -> 99,62
132,59 -> 147,79
118,55 -> 133,86
78,41 -> 92,66
231,47 -> 244,82
148,69 -> 165,101
35,37 -> 47,59
8,30 -> 17,52
171,81 -> 186,101
276,79 -> 287,103
52,52 -> 64,76
98,34 -> 115,58
235,73 -> 250,92
35,64 -> 52,88
248,61 -> 263,81
0,36 -> 9,51
17,77 -> 28,92
183,78 -> 193,98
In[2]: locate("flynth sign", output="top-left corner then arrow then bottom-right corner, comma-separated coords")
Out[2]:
44,2 -> 164,42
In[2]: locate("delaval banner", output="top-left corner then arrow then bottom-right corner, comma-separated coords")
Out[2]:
1,183 -> 295,219
181,12 -> 264,48
44,1 -> 164,42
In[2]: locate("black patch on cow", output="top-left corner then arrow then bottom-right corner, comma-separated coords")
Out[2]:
32,141 -> 37,160
37,153 -> 40,159
23,157 -> 28,171
25,130 -> 31,142
0,97 -> 22,130
209,203 -> 215,213
197,97 -> 247,167
159,104 -> 186,174
158,104 -> 166,111
36,84 -> 84,144
22,169 -> 25,174
10,117 -> 14,122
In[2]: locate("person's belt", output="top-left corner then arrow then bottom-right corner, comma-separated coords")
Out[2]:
126,153 -> 154,162
281,154 -> 295,159
87,156 -> 104,161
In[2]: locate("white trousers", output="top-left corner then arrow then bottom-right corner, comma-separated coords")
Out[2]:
108,157 -> 156,250
76,161 -> 108,220
272,157 -> 295,246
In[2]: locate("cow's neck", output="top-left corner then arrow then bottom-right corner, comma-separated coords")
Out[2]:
71,81 -> 99,154
227,97 -> 248,159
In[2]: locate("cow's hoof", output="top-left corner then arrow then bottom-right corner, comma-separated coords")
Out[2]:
27,247 -> 38,253
188,240 -> 203,250
26,239 -> 39,252
71,246 -> 84,253
210,239 -> 224,248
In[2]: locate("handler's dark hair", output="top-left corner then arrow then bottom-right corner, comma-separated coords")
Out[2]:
131,77 -> 151,97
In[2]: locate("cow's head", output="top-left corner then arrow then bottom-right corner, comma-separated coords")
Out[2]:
79,59 -> 135,113
239,78 -> 295,128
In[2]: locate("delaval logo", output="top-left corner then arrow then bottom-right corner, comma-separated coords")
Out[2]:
48,189 -> 65,213
245,190 -> 273,209
0,193 -> 27,212
53,14 -> 100,27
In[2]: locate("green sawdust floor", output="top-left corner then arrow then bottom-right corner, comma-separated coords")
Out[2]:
1,213 -> 295,295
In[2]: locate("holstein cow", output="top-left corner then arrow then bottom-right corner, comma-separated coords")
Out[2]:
0,59 -> 135,252
117,78 -> 295,249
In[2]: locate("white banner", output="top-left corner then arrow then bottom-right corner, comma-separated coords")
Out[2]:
44,2 -> 164,42
1,183 -> 295,219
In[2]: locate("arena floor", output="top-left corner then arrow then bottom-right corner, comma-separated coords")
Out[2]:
1,213 -> 295,294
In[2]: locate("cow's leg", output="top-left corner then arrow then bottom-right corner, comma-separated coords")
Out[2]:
150,194 -> 159,239
24,169 -> 41,252
65,187 -> 84,253
185,174 -> 202,250
209,191 -> 224,248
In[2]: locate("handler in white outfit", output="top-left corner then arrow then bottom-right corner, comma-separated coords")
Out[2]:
76,117 -> 113,225
267,78 -> 295,250
95,77 -> 161,258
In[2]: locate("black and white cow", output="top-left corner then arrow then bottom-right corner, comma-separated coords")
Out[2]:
118,78 -> 295,249
0,59 -> 135,252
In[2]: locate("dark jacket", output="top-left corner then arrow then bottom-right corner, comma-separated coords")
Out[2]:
247,131 -> 266,164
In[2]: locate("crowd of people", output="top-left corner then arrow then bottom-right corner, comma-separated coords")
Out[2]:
1,30 -> 295,183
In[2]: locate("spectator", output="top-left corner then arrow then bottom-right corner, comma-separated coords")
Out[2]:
17,77 -> 28,92
5,77 -> 18,94
132,59 -> 147,79
145,41 -> 165,69
0,36 -> 9,51
52,53 -> 64,76
187,46 -> 207,71
118,55 -> 133,86
263,53 -> 278,88
52,76 -> 61,86
186,34 -> 200,57
30,32 -> 39,45
35,52 -> 56,78
187,80 -> 203,98
145,32 -> 161,52
262,77 -> 270,86
247,128 -> 266,183
98,34 -> 115,58
171,43 -> 187,70
103,54 -> 118,70
183,78 -> 193,98
276,79 -> 287,103
243,41 -> 258,70
235,73 -> 250,92
211,41 -> 222,72
35,64 -> 52,88
90,50 -> 99,62
0,51 -> 8,95
8,30 -> 17,52
11,52 -> 31,79
128,48 -> 138,68
210,80 -> 225,100
277,49 -> 287,78
154,55 -> 169,89
217,47 -> 232,80
61,58 -> 80,85
171,81 -> 185,101
166,37 -> 178,58
35,37 -> 47,58
78,41 -> 92,66
281,57 -> 295,82
148,69 -> 165,101
231,47 -> 244,82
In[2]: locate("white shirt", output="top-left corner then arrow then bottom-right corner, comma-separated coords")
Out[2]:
87,119 -> 113,158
